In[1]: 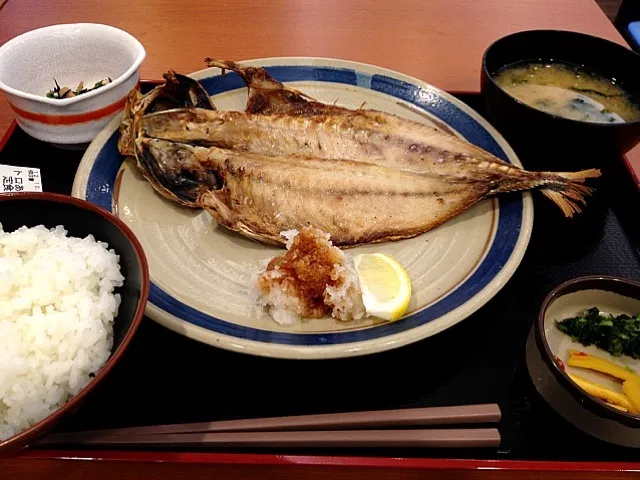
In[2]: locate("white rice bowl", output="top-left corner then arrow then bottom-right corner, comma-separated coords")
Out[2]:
0,224 -> 124,441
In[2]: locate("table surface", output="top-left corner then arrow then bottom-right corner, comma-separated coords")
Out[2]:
2,0 -> 640,477
0,0 -> 630,130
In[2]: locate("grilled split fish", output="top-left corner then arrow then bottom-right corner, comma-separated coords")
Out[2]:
135,136 -> 597,247
119,60 -> 601,247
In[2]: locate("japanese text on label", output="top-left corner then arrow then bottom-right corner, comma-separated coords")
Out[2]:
0,165 -> 42,193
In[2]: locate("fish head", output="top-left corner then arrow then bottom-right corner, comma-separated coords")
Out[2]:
134,138 -> 221,207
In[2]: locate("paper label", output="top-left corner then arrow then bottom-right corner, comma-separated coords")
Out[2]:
0,164 -> 43,193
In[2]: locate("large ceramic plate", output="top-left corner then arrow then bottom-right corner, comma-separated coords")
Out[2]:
72,57 -> 533,359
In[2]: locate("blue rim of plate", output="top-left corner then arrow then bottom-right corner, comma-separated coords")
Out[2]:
84,64 -> 523,346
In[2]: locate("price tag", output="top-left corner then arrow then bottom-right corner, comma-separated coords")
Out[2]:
0,164 -> 42,193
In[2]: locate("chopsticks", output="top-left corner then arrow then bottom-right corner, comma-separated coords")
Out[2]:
38,403 -> 501,449
40,428 -> 501,449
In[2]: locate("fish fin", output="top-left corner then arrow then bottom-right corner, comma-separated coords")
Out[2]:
235,224 -> 285,246
204,59 -> 316,100
204,58 -> 343,115
553,168 -> 602,184
117,87 -> 144,156
199,190 -> 282,245
541,189 -> 584,217
199,190 -> 236,224
540,168 -> 602,218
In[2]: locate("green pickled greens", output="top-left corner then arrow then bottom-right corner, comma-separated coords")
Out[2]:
46,77 -> 112,99
555,307 -> 640,359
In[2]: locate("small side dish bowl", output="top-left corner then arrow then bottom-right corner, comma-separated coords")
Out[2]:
0,192 -> 150,455
481,30 -> 640,171
0,23 -> 145,145
536,275 -> 640,428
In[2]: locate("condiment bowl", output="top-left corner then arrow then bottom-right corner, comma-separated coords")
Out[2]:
0,23 -> 145,145
0,192 -> 150,455
481,30 -> 640,172
536,275 -> 640,428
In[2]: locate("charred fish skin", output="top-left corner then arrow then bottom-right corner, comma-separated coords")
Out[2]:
155,71 -> 216,112
118,71 -> 216,158
134,138 -> 220,207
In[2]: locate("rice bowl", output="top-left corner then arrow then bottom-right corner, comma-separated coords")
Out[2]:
0,223 -> 124,441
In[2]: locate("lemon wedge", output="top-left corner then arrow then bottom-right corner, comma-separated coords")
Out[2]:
353,253 -> 412,321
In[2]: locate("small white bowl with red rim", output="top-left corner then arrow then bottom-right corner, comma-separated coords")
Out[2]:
0,23 -> 145,145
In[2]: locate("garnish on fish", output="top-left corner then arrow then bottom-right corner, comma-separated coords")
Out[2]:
255,227 -> 366,325
353,252 -> 412,322
117,59 -> 602,248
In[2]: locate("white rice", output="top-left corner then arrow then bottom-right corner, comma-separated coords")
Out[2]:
0,224 -> 124,441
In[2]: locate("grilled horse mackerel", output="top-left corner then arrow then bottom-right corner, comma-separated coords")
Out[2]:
119,60 -> 601,247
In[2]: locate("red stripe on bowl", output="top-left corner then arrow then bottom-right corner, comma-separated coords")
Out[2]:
9,96 -> 127,125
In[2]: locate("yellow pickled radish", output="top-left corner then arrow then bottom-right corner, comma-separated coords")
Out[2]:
623,376 -> 640,413
353,253 -> 412,321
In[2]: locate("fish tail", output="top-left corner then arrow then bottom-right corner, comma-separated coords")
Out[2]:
554,168 -> 602,184
540,168 -> 602,218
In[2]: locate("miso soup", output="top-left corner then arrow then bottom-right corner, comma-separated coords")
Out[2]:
494,61 -> 640,123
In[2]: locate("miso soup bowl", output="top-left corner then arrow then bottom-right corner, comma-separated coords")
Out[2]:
0,23 -> 145,145
481,30 -> 640,172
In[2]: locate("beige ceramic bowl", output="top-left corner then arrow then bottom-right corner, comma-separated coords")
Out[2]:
0,23 -> 145,145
